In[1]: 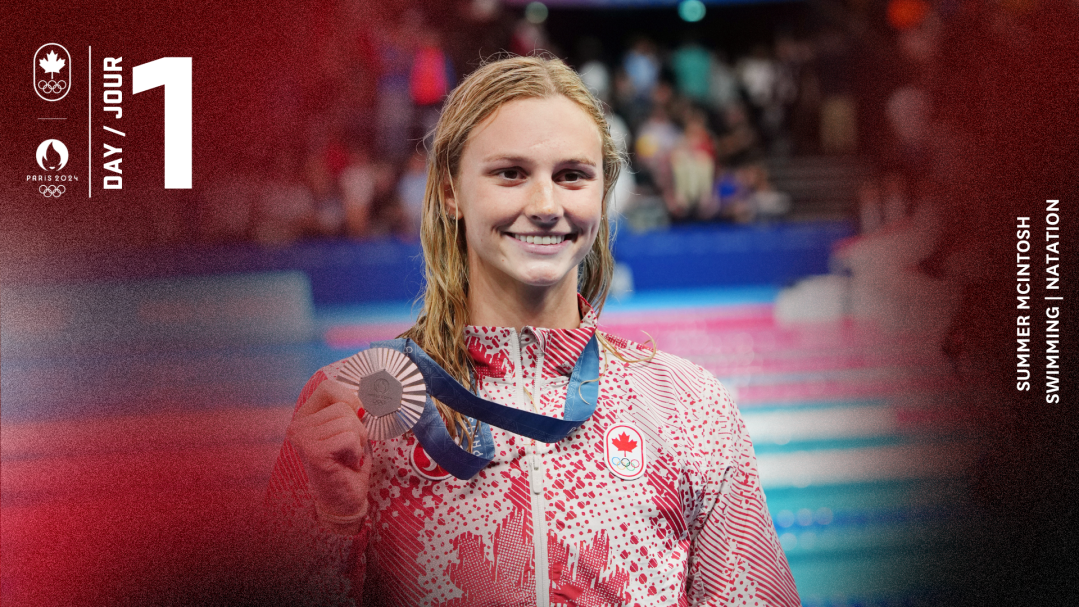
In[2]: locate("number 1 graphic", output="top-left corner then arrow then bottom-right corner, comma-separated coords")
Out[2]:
132,57 -> 191,189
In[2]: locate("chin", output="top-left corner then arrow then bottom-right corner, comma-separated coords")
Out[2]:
517,274 -> 567,289
513,267 -> 575,290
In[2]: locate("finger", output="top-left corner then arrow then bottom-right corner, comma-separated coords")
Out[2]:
289,405 -> 368,447
290,421 -> 366,469
300,401 -> 365,431
311,424 -> 373,472
308,408 -> 367,443
298,378 -> 365,417
320,431 -> 367,471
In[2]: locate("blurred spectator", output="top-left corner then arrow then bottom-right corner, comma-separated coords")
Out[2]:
366,163 -> 410,239
741,163 -> 792,221
397,149 -> 429,238
669,107 -> 717,219
410,28 -> 455,137
772,34 -> 808,156
623,37 -> 661,102
375,14 -> 420,163
737,44 -> 795,154
580,61 -> 611,102
304,147 -> 342,233
816,29 -> 858,154
604,107 -> 638,220
340,146 -> 376,238
714,102 -> 761,166
607,109 -> 632,155
787,40 -> 822,155
669,36 -> 712,104
634,97 -> 682,207
577,37 -> 611,102
707,51 -> 741,114
737,45 -> 779,116
713,167 -> 748,218
714,162 -> 790,223
612,67 -> 650,131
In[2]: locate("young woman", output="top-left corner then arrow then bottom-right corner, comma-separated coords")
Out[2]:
267,55 -> 798,607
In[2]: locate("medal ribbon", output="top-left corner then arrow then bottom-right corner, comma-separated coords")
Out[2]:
369,334 -> 600,479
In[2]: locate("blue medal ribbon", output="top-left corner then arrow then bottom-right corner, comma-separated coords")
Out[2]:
369,333 -> 600,479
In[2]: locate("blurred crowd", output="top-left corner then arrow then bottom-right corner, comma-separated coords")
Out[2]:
191,0 -> 1053,249
194,5 -> 863,246
578,33 -> 812,228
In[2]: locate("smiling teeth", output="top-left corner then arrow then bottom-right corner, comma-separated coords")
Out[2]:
514,234 -> 565,245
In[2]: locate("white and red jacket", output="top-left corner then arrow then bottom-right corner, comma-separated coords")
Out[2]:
267,298 -> 798,606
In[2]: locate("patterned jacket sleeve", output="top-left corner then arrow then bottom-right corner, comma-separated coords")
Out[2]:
685,368 -> 799,607
264,369 -> 369,607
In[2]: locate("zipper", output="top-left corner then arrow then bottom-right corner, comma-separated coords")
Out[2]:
529,444 -> 549,606
513,329 -> 550,607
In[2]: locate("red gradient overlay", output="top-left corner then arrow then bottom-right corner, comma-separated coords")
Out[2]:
2,408 -> 295,605
3,0 -> 1078,605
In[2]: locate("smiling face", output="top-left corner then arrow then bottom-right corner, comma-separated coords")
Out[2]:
446,95 -> 605,304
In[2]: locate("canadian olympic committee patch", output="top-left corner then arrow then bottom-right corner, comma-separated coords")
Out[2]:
604,423 -> 647,480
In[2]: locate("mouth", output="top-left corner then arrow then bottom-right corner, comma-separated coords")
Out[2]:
508,233 -> 577,246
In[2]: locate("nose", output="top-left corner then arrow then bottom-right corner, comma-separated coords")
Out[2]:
525,175 -> 560,224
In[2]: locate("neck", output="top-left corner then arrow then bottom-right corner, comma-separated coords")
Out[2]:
467,271 -> 581,333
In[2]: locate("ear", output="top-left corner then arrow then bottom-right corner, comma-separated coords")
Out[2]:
442,179 -> 461,220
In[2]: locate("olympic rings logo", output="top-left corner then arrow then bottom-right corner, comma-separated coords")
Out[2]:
38,80 -> 67,94
609,455 -> 641,472
39,185 -> 65,197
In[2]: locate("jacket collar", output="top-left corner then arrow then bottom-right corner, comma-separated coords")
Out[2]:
464,294 -> 598,381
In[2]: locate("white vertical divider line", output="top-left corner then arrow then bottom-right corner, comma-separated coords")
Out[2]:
88,46 -> 91,198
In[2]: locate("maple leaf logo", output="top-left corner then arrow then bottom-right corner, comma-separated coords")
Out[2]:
39,51 -> 65,76
611,432 -> 637,456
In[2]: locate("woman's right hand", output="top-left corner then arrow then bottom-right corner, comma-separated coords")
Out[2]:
286,378 -> 372,535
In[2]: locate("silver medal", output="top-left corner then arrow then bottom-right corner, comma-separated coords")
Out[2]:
336,348 -> 427,440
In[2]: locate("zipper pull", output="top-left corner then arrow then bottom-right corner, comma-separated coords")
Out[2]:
528,449 -> 543,495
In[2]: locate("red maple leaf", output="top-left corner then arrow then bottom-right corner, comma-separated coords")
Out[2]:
442,509 -> 535,606
549,531 -> 631,606
611,432 -> 637,455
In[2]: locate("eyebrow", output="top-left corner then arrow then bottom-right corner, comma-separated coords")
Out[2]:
481,154 -> 598,167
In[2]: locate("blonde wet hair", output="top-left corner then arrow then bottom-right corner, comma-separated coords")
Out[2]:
400,54 -> 624,443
